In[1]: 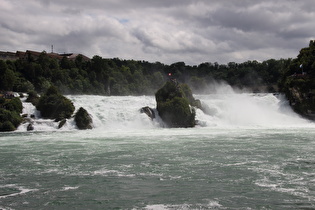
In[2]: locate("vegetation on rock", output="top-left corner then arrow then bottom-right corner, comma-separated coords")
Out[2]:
26,90 -> 40,106
0,96 -> 23,131
279,40 -> 315,120
155,81 -> 196,127
36,85 -> 75,121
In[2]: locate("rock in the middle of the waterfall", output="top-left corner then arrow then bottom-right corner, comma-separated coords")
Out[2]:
74,107 -> 93,130
155,80 -> 196,128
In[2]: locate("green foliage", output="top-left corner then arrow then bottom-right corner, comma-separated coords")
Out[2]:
179,83 -> 195,104
0,60 -> 17,90
156,81 -> 195,127
36,86 -> 75,121
158,96 -> 195,128
45,85 -> 60,96
3,97 -> 23,113
74,107 -> 93,129
0,121 -> 16,132
0,108 -> 22,132
13,78 -> 35,93
156,81 -> 182,101
26,90 -> 40,106
1,53 -> 284,94
1,42 -> 314,96
280,40 -> 315,120
0,95 -> 23,131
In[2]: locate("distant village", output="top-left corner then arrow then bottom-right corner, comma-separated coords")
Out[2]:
0,50 -> 90,61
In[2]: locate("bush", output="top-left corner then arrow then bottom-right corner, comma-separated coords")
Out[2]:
3,97 -> 23,113
155,81 -> 182,102
180,83 -> 196,105
13,78 -> 35,93
0,109 -> 22,131
36,86 -> 75,121
0,121 -> 16,132
26,90 -> 40,106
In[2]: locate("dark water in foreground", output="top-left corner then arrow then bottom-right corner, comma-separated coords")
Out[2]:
1,127 -> 315,209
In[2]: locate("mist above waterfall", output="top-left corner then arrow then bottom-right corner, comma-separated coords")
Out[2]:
195,83 -> 310,128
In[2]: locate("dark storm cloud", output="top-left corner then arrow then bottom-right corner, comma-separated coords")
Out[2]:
0,0 -> 314,64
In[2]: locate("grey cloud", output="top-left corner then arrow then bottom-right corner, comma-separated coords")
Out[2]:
0,0 -> 315,65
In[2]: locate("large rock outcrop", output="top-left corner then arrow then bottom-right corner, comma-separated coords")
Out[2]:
155,80 -> 198,128
285,85 -> 315,120
74,107 -> 93,129
279,40 -> 315,120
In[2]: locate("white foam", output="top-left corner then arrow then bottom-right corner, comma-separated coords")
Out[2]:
195,92 -> 312,128
61,186 -> 79,191
143,201 -> 222,210
17,87 -> 314,132
0,184 -> 37,199
93,168 -> 135,177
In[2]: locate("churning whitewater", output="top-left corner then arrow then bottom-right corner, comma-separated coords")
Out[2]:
18,85 -> 312,132
1,87 -> 315,209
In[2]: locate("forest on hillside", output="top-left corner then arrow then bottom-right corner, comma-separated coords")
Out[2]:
0,41 -> 314,96
0,41 -> 314,131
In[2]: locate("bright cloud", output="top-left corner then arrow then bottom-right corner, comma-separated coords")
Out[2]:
0,0 -> 314,64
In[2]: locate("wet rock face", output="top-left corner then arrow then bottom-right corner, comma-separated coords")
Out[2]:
155,81 -> 196,128
140,106 -> 155,120
286,87 -> 315,120
27,123 -> 34,131
74,107 -> 93,130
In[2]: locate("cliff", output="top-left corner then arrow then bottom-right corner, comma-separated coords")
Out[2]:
155,80 -> 197,128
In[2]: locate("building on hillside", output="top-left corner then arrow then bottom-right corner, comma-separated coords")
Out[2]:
59,53 -> 90,61
0,51 -> 17,60
0,50 -> 90,61
16,50 -> 63,61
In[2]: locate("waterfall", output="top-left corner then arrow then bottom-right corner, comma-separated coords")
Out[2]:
17,89 -> 312,132
195,93 -> 309,128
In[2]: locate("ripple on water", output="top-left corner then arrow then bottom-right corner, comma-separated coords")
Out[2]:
0,184 -> 37,199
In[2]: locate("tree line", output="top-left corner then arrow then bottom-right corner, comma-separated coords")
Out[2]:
0,42 -> 313,96
1,40 -> 314,131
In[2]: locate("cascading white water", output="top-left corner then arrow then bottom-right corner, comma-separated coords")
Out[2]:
195,93 -> 309,128
69,95 -> 161,130
18,95 -> 161,132
195,83 -> 311,128
17,84 -> 313,132
18,100 -> 64,131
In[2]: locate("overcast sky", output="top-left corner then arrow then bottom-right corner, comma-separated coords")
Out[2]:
1,0 -> 314,65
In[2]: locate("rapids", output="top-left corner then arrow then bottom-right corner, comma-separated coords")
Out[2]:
17,86 -> 312,132
1,87 -> 314,209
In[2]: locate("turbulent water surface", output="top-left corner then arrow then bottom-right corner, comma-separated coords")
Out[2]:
1,91 -> 315,209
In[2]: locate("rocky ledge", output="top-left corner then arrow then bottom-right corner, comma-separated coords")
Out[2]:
154,80 -> 200,128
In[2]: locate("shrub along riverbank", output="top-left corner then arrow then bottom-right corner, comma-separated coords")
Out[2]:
0,93 -> 23,131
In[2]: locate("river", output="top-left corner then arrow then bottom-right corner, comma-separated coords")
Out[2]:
1,89 -> 314,209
